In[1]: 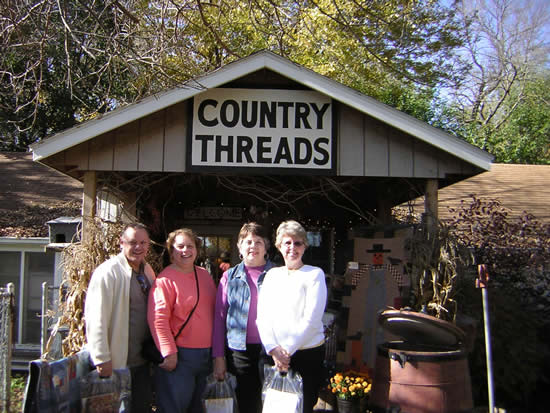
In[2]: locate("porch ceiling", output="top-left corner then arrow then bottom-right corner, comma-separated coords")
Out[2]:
97,171 -> 447,236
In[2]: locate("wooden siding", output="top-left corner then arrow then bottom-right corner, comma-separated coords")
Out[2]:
337,105 -> 477,178
337,108 -> 364,176
163,103 -> 188,172
114,121 -> 140,170
89,131 -> 114,170
59,101 -> 188,173
51,99 -> 475,179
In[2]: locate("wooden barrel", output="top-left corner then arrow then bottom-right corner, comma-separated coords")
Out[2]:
369,310 -> 474,413
370,342 -> 473,413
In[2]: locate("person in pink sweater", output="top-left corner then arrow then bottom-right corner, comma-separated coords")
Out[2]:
148,228 -> 217,413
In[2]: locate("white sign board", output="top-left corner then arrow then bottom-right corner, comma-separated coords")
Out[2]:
190,88 -> 333,171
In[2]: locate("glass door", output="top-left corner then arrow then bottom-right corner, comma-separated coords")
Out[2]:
198,235 -> 232,284
23,252 -> 55,343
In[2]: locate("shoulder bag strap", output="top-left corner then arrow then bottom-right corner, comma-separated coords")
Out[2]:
173,265 -> 200,340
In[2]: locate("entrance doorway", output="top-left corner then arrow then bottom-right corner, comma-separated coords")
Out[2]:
197,234 -> 233,283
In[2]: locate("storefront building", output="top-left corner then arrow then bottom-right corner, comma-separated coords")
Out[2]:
30,51 -> 493,277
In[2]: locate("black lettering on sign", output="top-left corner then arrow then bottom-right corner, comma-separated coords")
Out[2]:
215,135 -> 233,162
198,98 -> 330,130
220,100 -> 239,127
198,100 -> 218,127
313,137 -> 330,165
236,136 -> 254,163
274,137 -> 292,164
311,103 -> 330,129
277,102 -> 294,128
241,100 -> 258,128
260,101 -> 276,128
257,136 -> 272,164
294,137 -> 312,165
295,103 -> 311,129
195,134 -> 214,161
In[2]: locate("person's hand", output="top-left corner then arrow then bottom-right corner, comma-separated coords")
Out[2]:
96,360 -> 113,377
159,353 -> 178,371
270,346 -> 290,372
213,357 -> 227,381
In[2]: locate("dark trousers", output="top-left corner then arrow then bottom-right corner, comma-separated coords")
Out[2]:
227,344 -> 266,413
130,363 -> 154,413
264,344 -> 326,413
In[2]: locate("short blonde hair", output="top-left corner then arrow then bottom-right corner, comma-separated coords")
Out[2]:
275,220 -> 308,249
165,228 -> 202,259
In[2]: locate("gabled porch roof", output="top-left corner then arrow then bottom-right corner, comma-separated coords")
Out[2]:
31,51 -> 492,172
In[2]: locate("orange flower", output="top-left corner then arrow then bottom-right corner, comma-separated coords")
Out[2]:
329,371 -> 372,401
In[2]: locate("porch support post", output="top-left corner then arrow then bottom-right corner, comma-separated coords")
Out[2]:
82,171 -> 97,242
424,179 -> 438,232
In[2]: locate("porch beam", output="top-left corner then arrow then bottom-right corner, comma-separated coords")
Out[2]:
82,171 -> 97,241
424,178 -> 439,232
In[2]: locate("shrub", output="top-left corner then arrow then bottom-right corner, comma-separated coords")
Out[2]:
449,197 -> 550,411
10,373 -> 27,412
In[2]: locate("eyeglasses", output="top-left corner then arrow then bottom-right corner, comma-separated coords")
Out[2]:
136,274 -> 151,296
283,240 -> 304,248
123,240 -> 150,247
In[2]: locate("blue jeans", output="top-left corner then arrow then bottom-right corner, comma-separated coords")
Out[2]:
154,347 -> 212,413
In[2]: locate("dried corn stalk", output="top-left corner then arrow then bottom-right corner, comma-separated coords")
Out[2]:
407,222 -> 472,321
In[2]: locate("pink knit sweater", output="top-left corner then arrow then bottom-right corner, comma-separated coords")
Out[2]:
148,265 -> 216,357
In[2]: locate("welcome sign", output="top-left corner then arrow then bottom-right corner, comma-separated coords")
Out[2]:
189,88 -> 334,172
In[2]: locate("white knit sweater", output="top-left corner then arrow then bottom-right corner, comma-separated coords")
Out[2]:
256,264 -> 327,355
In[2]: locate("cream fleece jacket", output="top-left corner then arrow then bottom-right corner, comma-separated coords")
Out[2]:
85,252 -> 155,369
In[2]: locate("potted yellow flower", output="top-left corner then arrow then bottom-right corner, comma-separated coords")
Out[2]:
328,372 -> 371,413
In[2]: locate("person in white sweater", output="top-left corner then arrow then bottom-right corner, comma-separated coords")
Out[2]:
85,223 -> 156,413
257,220 -> 327,413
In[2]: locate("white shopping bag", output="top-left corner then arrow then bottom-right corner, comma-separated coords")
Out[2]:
261,366 -> 303,413
262,388 -> 300,413
204,397 -> 234,413
202,373 -> 239,413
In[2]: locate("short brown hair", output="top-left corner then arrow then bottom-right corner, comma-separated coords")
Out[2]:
121,223 -> 149,238
165,228 -> 202,257
120,222 -> 151,242
237,222 -> 271,250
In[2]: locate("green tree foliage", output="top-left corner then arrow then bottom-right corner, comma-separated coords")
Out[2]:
293,0 -> 466,87
1,0 -> 467,151
455,71 -> 550,164
487,73 -> 550,164
1,0 -> 149,151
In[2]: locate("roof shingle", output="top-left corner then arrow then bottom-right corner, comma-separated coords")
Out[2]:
0,152 -> 82,237
403,164 -> 550,224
